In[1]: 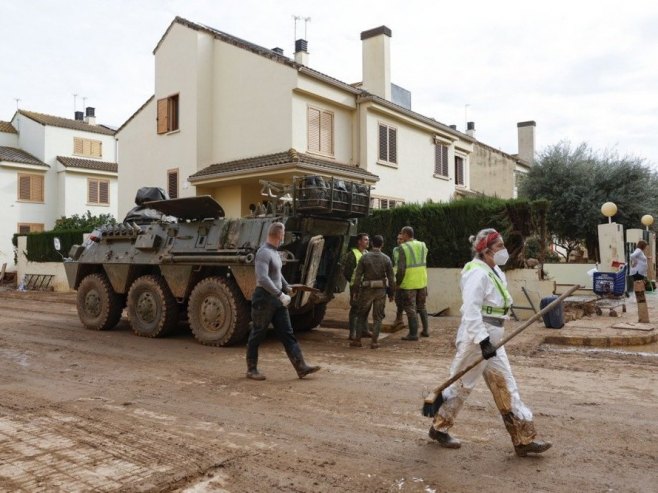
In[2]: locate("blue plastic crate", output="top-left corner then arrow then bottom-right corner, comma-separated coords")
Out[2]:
593,267 -> 626,296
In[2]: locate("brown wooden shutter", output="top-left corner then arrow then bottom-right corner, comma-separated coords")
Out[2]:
307,108 -> 320,153
168,170 -> 178,199
157,98 -> 169,134
378,124 -> 388,161
18,224 -> 31,234
388,127 -> 397,164
455,156 -> 464,185
320,111 -> 333,155
99,180 -> 109,204
435,144 -> 449,176
33,175 -> 44,202
74,137 -> 84,155
169,95 -> 179,131
91,140 -> 102,158
18,175 -> 31,200
88,179 -> 99,203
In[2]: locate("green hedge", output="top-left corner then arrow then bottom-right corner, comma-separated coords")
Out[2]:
358,198 -> 548,268
12,229 -> 85,262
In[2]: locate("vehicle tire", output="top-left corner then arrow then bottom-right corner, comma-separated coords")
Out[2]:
291,302 -> 327,332
188,276 -> 250,346
76,273 -> 123,331
127,275 -> 179,337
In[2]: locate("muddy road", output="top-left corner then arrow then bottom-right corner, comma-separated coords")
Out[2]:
0,291 -> 656,492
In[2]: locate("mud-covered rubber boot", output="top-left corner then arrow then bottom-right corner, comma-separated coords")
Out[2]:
428,426 -> 461,449
514,440 -> 552,457
287,345 -> 321,379
401,316 -> 419,340
246,358 -> 266,381
419,309 -> 430,337
370,320 -> 382,348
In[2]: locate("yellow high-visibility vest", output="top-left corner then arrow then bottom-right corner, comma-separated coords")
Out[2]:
350,248 -> 364,286
399,240 -> 428,289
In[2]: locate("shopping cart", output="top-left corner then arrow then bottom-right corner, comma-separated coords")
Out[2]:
592,265 -> 627,316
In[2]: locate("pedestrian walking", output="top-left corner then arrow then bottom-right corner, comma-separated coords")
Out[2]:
245,222 -> 321,380
396,226 -> 430,340
428,228 -> 551,457
350,235 -> 395,349
343,233 -> 372,340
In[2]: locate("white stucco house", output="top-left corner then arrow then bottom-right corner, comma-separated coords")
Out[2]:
117,18 -> 485,219
0,109 -> 118,269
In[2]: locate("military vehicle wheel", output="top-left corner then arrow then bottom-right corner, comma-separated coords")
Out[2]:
76,273 -> 123,331
127,275 -> 179,337
188,276 -> 250,346
291,303 -> 327,332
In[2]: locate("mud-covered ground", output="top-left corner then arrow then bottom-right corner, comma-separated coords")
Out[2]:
0,290 -> 656,492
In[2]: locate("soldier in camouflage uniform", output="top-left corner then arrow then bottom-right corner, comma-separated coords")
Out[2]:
396,226 -> 430,340
343,232 -> 371,340
391,233 -> 405,329
350,235 -> 395,349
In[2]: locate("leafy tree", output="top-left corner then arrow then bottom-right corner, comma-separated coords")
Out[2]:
519,141 -> 658,261
53,211 -> 116,232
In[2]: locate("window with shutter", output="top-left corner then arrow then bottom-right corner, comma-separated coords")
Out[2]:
87,179 -> 109,205
307,108 -> 320,153
88,179 -> 99,203
73,137 -> 103,158
157,94 -> 180,134
18,224 -> 31,234
320,111 -> 333,155
435,143 -> 449,177
378,123 -> 398,165
17,173 -> 44,202
74,137 -> 84,155
17,223 -> 44,234
99,180 -> 109,204
455,156 -> 465,186
168,169 -> 179,199
306,106 -> 334,156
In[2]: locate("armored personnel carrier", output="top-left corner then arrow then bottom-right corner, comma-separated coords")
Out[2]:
64,176 -> 370,346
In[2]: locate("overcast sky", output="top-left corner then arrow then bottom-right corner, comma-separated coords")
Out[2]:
2,0 -> 657,166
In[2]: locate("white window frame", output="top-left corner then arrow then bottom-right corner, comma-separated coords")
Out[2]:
306,106 -> 334,157
377,122 -> 398,167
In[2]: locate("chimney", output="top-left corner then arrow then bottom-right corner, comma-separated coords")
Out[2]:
361,26 -> 392,100
517,121 -> 536,164
272,47 -> 284,55
294,39 -> 309,65
449,124 -> 457,130
84,106 -> 96,125
466,121 -> 475,138
74,111 -> 84,121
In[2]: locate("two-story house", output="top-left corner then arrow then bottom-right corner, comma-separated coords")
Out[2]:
116,18 -> 477,219
0,108 -> 118,269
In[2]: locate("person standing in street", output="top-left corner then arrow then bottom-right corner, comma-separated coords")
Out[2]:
245,222 -> 321,381
350,235 -> 395,349
343,233 -> 372,340
428,228 -> 551,457
391,233 -> 405,329
630,240 -> 649,282
396,226 -> 430,340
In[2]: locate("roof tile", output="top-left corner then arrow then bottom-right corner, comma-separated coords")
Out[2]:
18,110 -> 115,136
57,156 -> 118,173
0,146 -> 48,167
0,121 -> 17,134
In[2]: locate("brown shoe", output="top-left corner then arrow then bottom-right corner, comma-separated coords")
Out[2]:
349,340 -> 362,347
428,426 -> 461,449
514,440 -> 552,457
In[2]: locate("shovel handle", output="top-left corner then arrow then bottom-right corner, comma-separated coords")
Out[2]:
424,284 -> 581,404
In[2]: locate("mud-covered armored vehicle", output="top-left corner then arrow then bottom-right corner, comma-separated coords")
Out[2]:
64,176 -> 370,346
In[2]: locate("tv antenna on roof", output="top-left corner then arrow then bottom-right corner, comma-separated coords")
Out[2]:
293,15 -> 311,41
14,98 -> 21,110
73,93 -> 78,112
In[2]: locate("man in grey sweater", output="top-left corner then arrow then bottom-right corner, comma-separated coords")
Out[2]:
245,222 -> 321,380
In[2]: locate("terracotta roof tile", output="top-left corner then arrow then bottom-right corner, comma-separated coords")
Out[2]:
18,110 -> 115,136
189,149 -> 378,183
0,146 -> 48,166
57,156 -> 118,173
0,121 -> 17,134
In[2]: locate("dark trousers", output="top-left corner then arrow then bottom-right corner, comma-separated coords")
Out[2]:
247,287 -> 298,361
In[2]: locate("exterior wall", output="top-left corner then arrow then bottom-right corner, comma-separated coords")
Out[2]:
58,169 -> 119,218
13,115 -> 46,161
0,130 -> 18,146
469,142 -> 519,199
16,237 -> 71,292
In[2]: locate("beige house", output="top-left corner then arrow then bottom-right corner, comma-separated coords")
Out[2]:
116,18 -> 481,219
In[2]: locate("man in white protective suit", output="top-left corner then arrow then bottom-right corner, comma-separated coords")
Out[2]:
428,228 -> 552,457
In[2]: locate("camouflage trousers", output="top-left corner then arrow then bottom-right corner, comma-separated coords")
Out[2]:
398,287 -> 427,320
356,288 -> 387,340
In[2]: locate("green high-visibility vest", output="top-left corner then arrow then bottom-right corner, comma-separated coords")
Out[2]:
463,260 -> 513,315
399,240 -> 428,289
350,248 -> 364,285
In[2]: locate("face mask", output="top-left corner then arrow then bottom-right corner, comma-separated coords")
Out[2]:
493,248 -> 509,266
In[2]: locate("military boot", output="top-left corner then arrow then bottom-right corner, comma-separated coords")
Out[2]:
419,309 -> 430,337
514,440 -> 552,457
246,358 -> 266,381
401,316 -> 419,341
286,345 -> 321,379
370,320 -> 382,349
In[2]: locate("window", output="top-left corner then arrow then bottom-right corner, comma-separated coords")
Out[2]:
378,123 -> 397,165
73,137 -> 102,158
87,178 -> 110,205
307,107 -> 334,156
371,196 -> 404,210
157,94 -> 180,134
434,143 -> 449,177
167,169 -> 179,199
455,156 -> 465,186
17,223 -> 44,234
17,173 -> 44,202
